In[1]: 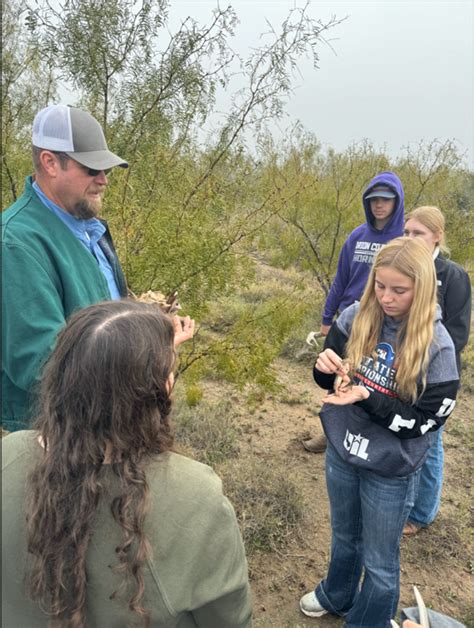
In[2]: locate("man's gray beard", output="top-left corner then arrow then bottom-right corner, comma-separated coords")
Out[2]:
70,199 -> 100,220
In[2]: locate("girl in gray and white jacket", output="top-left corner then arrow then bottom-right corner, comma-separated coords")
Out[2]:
300,237 -> 459,628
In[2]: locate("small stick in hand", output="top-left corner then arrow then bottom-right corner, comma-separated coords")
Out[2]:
334,359 -> 353,393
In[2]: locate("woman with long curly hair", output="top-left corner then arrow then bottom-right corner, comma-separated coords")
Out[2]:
299,237 -> 460,627
2,300 -> 252,628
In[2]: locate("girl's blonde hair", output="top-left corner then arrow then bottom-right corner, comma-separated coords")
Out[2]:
405,205 -> 449,255
346,237 -> 437,403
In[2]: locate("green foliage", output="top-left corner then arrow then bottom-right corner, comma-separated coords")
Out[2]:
256,130 -> 391,292
3,0 -> 471,398
177,264 -> 313,396
256,131 -> 472,294
279,288 -> 325,363
184,384 -> 203,407
395,140 -> 473,265
2,0 -> 57,205
26,0 -> 169,131
107,146 -> 260,317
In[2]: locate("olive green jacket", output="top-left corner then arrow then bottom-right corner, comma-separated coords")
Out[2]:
2,432 -> 252,627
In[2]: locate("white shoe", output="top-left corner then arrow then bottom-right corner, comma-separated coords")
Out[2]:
299,590 -> 328,617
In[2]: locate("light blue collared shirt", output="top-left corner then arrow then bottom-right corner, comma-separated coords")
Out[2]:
32,181 -> 121,299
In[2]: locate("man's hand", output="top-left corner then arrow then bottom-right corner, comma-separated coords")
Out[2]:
172,315 -> 195,347
320,323 -> 331,336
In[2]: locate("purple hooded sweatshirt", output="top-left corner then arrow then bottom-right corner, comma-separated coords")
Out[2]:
321,171 -> 405,326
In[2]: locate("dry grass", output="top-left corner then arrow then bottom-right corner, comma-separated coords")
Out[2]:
172,390 -> 306,557
220,458 -> 305,554
403,512 -> 470,566
460,336 -> 474,392
172,396 -> 241,465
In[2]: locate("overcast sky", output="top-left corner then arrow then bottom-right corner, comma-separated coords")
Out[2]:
168,0 -> 474,168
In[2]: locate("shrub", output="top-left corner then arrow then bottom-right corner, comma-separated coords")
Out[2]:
221,458 -> 305,553
185,384 -> 204,407
172,397 -> 240,465
460,335 -> 474,393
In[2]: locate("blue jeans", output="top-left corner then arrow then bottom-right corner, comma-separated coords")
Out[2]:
407,427 -> 444,527
315,444 -> 419,628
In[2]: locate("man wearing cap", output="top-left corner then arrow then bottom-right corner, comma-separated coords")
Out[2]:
2,104 -> 130,432
303,171 -> 405,453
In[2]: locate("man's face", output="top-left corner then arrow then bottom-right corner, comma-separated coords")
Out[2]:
370,197 -> 396,229
53,156 -> 109,219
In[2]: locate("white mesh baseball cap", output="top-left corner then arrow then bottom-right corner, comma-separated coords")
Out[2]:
32,104 -> 128,170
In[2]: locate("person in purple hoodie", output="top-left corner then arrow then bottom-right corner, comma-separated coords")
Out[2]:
321,171 -> 405,335
303,171 -> 405,454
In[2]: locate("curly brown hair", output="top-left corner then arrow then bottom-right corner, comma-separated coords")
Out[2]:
26,300 -> 175,627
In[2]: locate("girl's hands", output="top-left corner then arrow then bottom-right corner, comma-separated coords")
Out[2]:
316,349 -> 352,389
322,385 -> 369,405
316,349 -> 369,405
315,348 -> 346,375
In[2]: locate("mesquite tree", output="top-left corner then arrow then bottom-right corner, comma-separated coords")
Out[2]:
4,0 -> 342,389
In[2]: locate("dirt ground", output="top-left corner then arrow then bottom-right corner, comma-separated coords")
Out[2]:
3,328 -> 471,626
218,356 -> 474,627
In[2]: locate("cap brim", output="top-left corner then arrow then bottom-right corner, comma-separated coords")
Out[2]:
66,149 -> 128,170
365,191 -> 396,199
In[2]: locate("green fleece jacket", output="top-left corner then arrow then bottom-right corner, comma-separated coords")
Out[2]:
2,177 -> 116,431
2,431 -> 253,627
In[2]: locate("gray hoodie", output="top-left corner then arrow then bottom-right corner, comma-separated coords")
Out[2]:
316,303 -> 459,477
